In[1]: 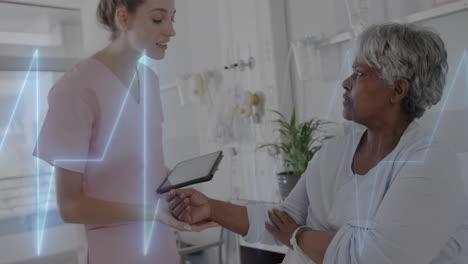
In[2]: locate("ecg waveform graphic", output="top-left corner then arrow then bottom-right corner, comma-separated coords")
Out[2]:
1,48 -> 467,258
0,51 -> 160,256
329,50 -> 468,255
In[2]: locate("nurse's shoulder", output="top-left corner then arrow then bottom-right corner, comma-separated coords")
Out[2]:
48,58 -> 101,102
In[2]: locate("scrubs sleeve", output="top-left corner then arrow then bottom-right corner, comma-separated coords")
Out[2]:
33,81 -> 95,174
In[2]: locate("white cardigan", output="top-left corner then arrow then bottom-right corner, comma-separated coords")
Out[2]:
244,121 -> 467,263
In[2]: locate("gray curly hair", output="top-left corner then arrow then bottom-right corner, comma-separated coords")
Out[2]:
356,23 -> 448,119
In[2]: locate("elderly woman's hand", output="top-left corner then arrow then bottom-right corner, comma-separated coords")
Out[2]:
265,208 -> 300,249
157,198 -> 218,232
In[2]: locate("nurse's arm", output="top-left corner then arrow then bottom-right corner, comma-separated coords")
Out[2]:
55,167 -> 212,231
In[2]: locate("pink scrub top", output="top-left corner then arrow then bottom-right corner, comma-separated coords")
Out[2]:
33,58 -> 179,263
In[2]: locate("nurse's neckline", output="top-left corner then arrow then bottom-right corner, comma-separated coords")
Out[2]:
88,57 -> 141,105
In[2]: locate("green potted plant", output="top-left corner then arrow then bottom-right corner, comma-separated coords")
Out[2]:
259,110 -> 333,200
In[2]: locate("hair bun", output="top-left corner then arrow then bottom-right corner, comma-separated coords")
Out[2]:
96,0 -> 144,40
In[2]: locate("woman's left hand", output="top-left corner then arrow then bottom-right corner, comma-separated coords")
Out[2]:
265,208 -> 300,249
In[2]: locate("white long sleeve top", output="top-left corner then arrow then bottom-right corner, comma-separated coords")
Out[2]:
244,121 -> 467,263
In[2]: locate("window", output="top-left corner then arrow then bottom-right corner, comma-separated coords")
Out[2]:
0,2 -> 82,232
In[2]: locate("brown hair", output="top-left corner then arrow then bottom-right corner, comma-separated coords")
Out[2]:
97,0 -> 145,40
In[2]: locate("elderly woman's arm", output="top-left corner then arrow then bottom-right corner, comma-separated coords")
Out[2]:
266,209 -> 337,263
302,147 -> 465,264
167,162 -> 313,246
296,230 -> 336,263
243,173 -> 311,246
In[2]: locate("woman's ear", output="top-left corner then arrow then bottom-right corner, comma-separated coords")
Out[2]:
391,79 -> 410,104
115,7 -> 130,32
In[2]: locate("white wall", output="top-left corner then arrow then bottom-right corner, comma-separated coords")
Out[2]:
81,0 -> 110,57
284,0 -> 346,122
161,1 -> 224,263
285,0 -> 468,122
156,0 -> 193,85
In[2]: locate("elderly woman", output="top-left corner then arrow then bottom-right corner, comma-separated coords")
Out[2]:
167,23 -> 466,263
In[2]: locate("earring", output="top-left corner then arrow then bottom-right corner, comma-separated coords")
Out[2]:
390,98 -> 396,104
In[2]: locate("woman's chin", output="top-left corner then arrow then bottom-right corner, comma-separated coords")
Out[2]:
144,48 -> 166,60
342,110 -> 353,121
147,52 -> 165,61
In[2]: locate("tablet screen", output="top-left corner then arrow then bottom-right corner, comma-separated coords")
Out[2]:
159,151 -> 222,191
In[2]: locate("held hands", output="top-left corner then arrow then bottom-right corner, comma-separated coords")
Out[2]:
159,169 -> 216,231
165,189 -> 217,231
154,199 -> 216,232
166,189 -> 300,245
154,199 -> 191,231
265,208 -> 300,249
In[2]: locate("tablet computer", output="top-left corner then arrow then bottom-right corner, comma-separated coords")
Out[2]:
156,151 -> 223,194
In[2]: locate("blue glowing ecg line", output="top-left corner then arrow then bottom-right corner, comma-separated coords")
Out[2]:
35,50 -> 41,256
3,45 -> 467,258
362,50 -> 466,255
40,54 -> 160,256
0,50 -> 43,254
323,49 -> 467,255
0,50 -> 38,152
0,50 -> 161,256
38,56 -> 140,255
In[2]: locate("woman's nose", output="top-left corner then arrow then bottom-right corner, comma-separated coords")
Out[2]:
342,75 -> 352,91
166,22 -> 176,37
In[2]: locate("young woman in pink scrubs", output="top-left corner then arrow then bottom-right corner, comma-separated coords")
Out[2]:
33,0 -> 213,263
